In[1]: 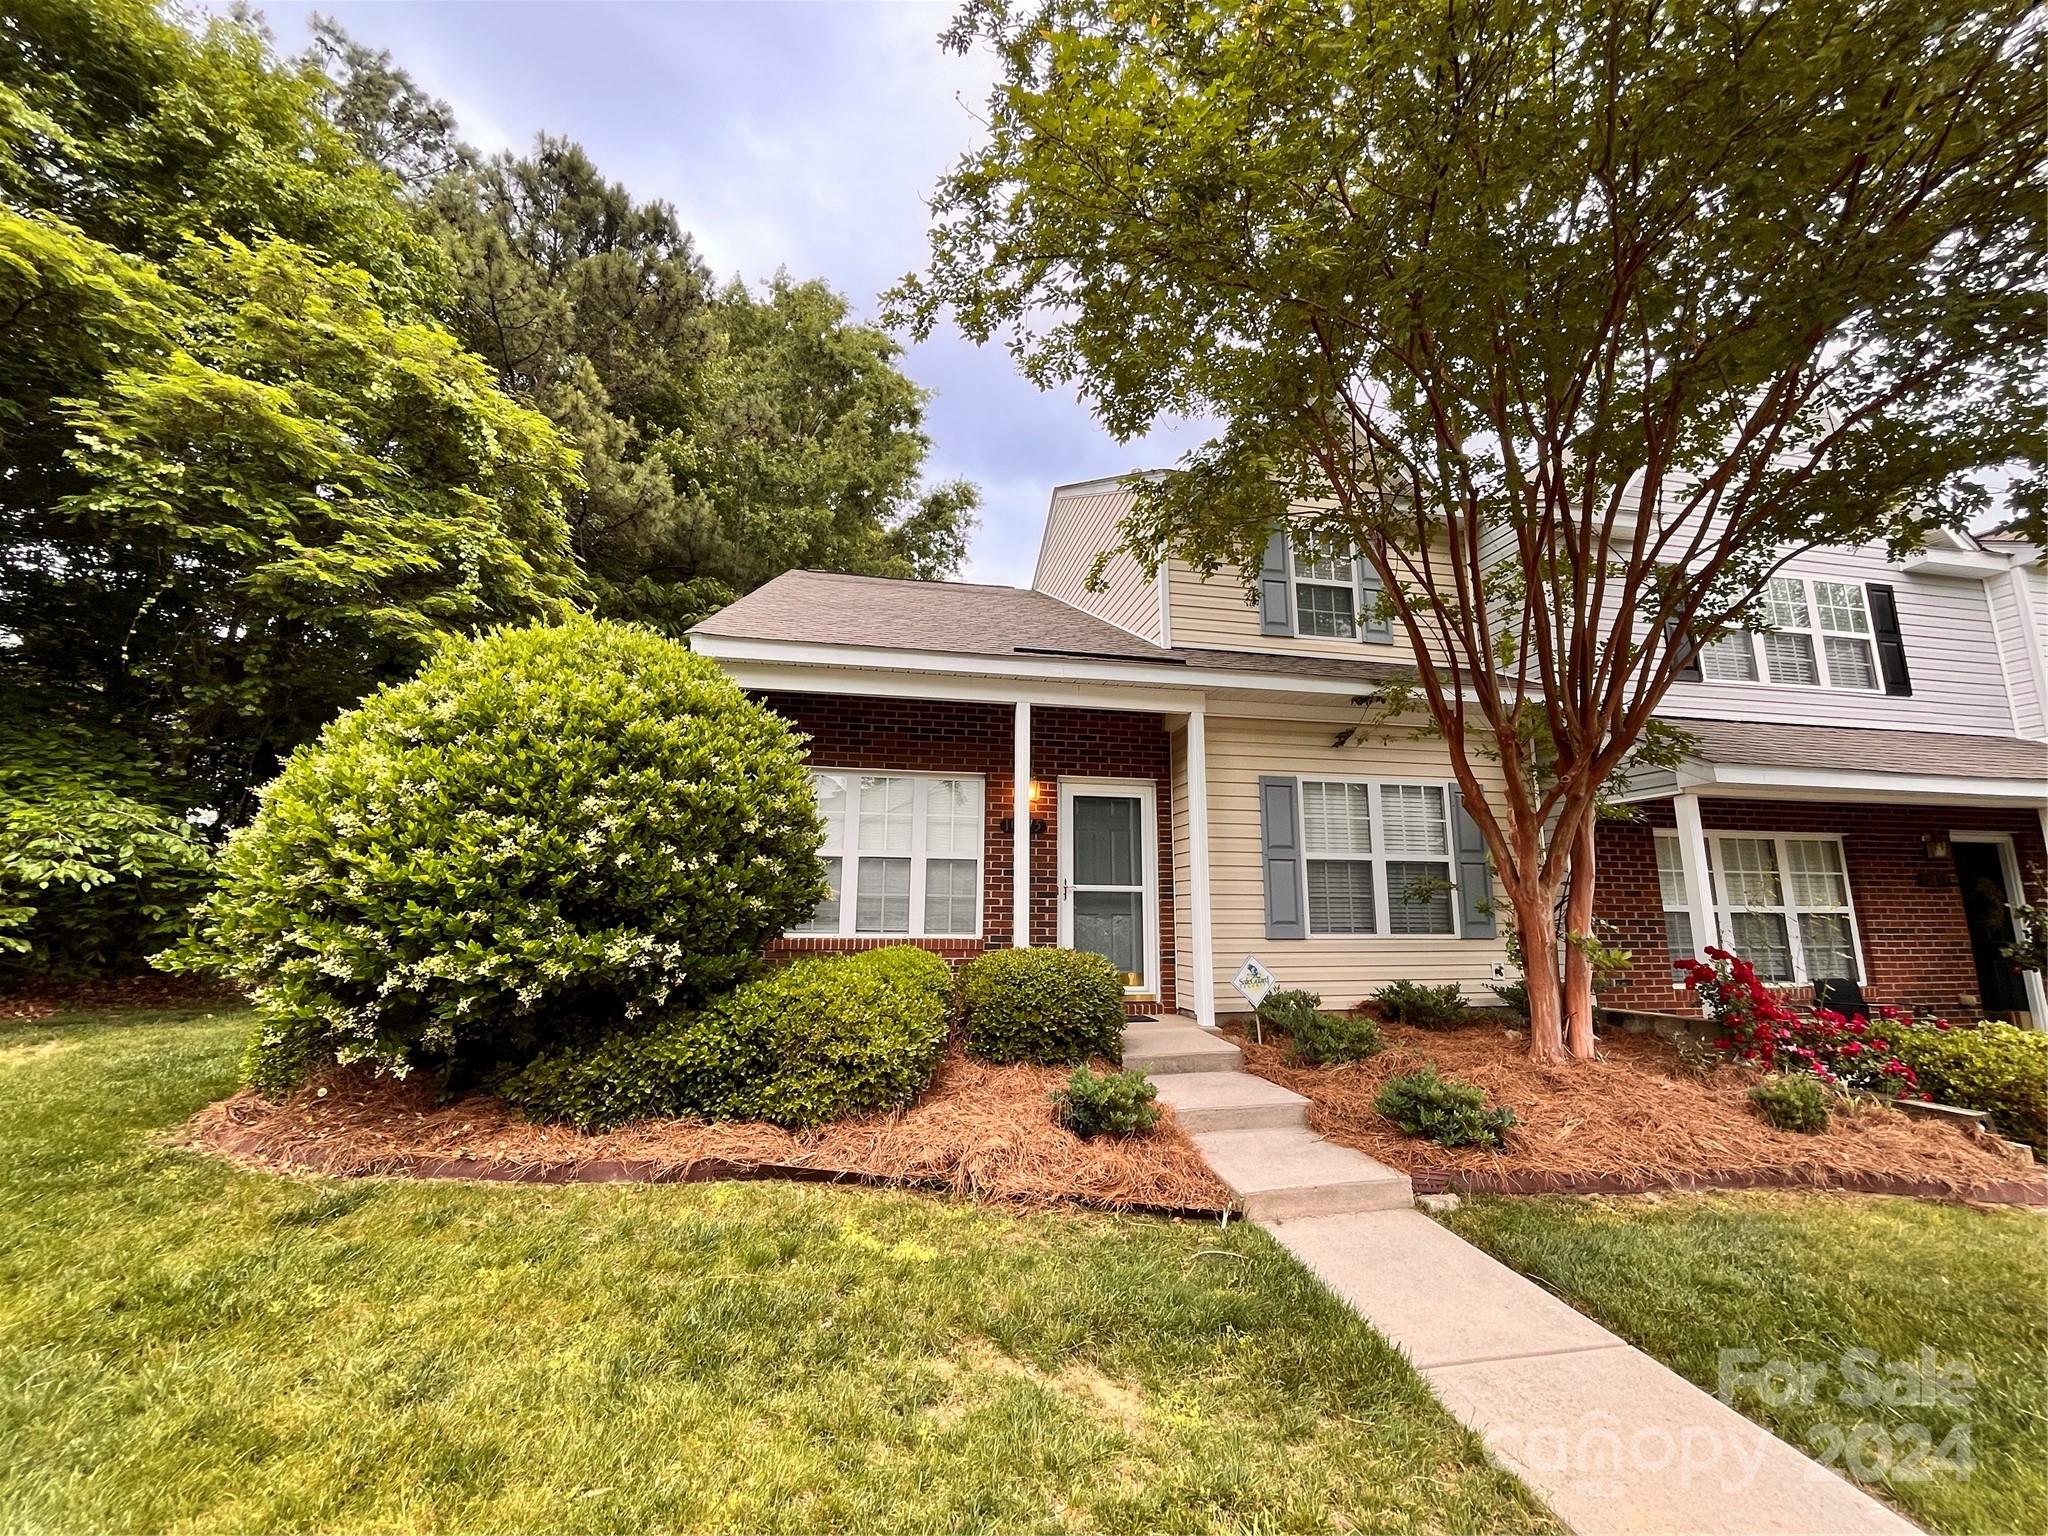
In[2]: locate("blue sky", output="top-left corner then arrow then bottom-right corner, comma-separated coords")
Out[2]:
246,0 -> 1207,585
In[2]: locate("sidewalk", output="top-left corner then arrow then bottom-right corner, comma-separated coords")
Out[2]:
1132,1017 -> 1915,1536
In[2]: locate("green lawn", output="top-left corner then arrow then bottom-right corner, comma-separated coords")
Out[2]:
0,1008 -> 1554,1534
1440,1192 -> 2048,1536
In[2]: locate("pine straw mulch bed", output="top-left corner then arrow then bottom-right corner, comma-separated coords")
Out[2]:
179,1048 -> 1234,1217
1229,1021 -> 2047,1205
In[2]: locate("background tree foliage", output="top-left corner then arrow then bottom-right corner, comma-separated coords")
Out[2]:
315,22 -> 978,636
897,0 -> 2043,1061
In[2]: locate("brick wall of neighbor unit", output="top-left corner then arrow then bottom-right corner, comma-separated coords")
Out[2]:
1597,800 -> 2047,1015
753,693 -> 1177,1013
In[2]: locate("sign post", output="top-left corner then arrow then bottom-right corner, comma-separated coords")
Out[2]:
1232,956 -> 1276,1042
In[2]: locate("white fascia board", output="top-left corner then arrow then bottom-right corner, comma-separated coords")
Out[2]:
694,633 -> 1402,702
709,656 -> 1202,715
1674,761 -> 2048,806
1901,548 -> 2012,578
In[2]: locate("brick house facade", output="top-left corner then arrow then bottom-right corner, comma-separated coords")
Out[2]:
1598,800 -> 2048,1017
759,692 -> 1178,1015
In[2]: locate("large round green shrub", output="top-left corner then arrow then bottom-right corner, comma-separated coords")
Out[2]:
171,619 -> 827,1086
1895,1021 -> 2047,1152
959,947 -> 1126,1065
505,946 -> 952,1131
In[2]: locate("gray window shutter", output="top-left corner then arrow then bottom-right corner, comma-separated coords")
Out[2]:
1664,617 -> 1702,682
1258,775 -> 1307,940
1258,531 -> 1293,635
1354,555 -> 1392,644
1867,583 -> 1912,696
1450,788 -> 1497,938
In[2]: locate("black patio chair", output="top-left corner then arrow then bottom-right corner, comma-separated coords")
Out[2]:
1811,976 -> 1870,1019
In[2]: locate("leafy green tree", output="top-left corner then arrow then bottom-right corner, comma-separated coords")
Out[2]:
897,0 -> 2043,1062
313,32 -> 980,630
0,0 -> 581,815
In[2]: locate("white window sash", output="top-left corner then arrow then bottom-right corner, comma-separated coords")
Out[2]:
797,771 -> 984,939
1700,576 -> 1882,694
1287,542 -> 1357,639
1707,831 -> 1864,985
1299,778 -> 1458,939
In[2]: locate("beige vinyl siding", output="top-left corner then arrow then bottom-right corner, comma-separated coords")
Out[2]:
1168,725 -> 1195,1017
1033,485 -> 1162,642
1165,542 -> 1461,668
1201,712 -> 1512,1010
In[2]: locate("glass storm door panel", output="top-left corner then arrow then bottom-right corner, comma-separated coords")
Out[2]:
1066,791 -> 1149,989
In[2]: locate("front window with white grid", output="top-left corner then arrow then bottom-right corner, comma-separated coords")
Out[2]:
1301,780 -> 1456,937
1653,832 -> 1695,964
1709,833 -> 1860,984
791,771 -> 983,937
1698,576 -> 1882,692
1292,545 -> 1357,638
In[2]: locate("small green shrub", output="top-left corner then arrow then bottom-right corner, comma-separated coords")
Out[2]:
1054,1067 -> 1160,1139
168,618 -> 828,1088
1371,979 -> 1469,1030
504,946 -> 951,1132
1256,987 -> 1324,1036
1277,1003 -> 1392,1073
1895,1022 -> 2048,1152
1492,978 -> 1530,1017
1374,1067 -> 1516,1148
960,947 -> 1125,1065
1749,1074 -> 1831,1134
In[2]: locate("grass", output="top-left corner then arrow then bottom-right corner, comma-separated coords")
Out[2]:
0,1007 -> 1556,1534
1440,1191 -> 2048,1536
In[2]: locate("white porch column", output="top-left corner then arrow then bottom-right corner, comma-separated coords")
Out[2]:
1673,790 -> 1718,956
1185,704 -> 1217,1028
1011,700 -> 1032,949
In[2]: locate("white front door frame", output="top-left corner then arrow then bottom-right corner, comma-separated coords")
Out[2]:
1949,828 -> 2048,1025
1057,776 -> 1161,998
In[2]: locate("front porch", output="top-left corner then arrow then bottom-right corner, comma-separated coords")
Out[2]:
755,687 -> 1218,1021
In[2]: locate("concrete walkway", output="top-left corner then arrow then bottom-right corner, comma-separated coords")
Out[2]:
1128,1017 -> 1914,1536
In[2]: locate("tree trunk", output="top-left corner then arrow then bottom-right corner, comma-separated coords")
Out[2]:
1562,814 -> 1598,1060
1514,882 -> 1569,1064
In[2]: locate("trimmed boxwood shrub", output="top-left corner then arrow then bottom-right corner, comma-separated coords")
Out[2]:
505,945 -> 952,1131
1895,1021 -> 2048,1152
1375,1067 -> 1516,1148
168,618 -> 828,1088
1749,1074 -> 1831,1133
1371,980 -> 1468,1029
1054,1066 -> 1160,1139
1260,988 -> 1383,1066
960,947 -> 1126,1065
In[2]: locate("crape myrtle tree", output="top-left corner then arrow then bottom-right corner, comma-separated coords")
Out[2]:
895,0 -> 2045,1062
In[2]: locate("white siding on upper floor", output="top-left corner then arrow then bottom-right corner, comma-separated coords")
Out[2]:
1656,542 -> 2017,735
1032,482 -> 1163,643
1987,565 -> 2048,739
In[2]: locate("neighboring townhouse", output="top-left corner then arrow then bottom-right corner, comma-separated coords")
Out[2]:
691,479 -> 2048,1029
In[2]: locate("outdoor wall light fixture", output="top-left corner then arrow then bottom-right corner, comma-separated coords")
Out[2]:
1002,781 -> 1047,836
1922,833 -> 1953,861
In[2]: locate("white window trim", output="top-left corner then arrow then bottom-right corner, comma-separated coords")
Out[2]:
1287,540 -> 1358,640
1056,776 -> 1160,997
1653,831 -> 1696,986
1699,575 -> 1882,693
1297,775 -> 1461,939
1706,830 -> 1867,986
796,770 -> 984,939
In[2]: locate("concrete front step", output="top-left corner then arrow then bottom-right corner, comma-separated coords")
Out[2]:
1190,1127 -> 1413,1220
1150,1070 -> 1309,1133
1120,1019 -> 1243,1076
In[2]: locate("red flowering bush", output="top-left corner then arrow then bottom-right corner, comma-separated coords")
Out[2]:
1676,948 -> 1919,1095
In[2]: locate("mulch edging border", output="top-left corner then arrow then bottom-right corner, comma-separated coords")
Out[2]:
1409,1165 -> 2048,1206
196,1127 -> 1236,1222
